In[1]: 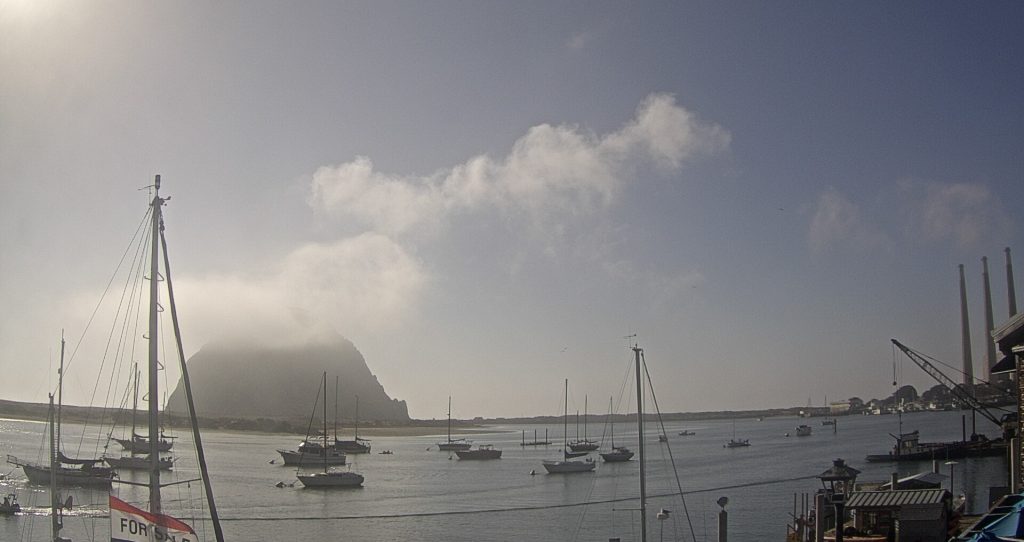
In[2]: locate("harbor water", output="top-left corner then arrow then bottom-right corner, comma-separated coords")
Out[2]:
0,409 -> 1009,541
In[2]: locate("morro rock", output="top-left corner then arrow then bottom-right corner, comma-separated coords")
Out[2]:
165,336 -> 409,422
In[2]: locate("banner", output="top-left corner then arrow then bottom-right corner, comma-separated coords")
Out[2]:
110,495 -> 196,542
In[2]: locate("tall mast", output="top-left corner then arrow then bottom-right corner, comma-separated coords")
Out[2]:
49,393 -> 60,542
148,174 -> 165,514
354,395 -> 359,440
56,333 -> 64,451
334,375 -> 339,442
633,344 -> 647,542
447,396 -> 452,443
322,371 -> 328,473
584,395 -> 588,441
563,379 -> 568,456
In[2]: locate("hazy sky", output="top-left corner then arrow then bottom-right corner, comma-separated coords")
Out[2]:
2,2 -> 1021,420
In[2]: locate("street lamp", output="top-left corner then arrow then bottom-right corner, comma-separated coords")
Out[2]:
945,460 -> 959,495
818,458 -> 861,542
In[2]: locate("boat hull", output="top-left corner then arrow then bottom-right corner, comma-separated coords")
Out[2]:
114,437 -> 173,454
277,449 -> 347,466
455,448 -> 502,460
334,439 -> 371,454
567,441 -> 599,452
542,459 -> 596,473
297,471 -> 364,488
600,449 -> 634,462
437,442 -> 472,451
15,461 -> 114,487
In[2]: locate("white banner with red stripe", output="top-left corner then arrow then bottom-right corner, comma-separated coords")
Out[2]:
110,495 -> 196,542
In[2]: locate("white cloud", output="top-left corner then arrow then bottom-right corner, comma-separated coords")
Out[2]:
910,181 -> 1010,249
808,190 -> 891,253
308,93 -> 730,237
174,233 -> 426,347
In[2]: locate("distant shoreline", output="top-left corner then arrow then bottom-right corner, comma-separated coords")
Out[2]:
0,398 -> 828,437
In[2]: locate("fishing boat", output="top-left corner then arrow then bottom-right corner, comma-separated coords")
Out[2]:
542,379 -> 596,474
436,396 -> 472,451
600,397 -> 634,463
568,395 -> 599,452
297,372 -> 364,488
7,335 -> 115,488
678,430 -> 696,436
455,444 -> 502,460
796,424 -> 813,437
334,390 -> 371,454
278,374 -> 348,466
865,430 -> 1007,462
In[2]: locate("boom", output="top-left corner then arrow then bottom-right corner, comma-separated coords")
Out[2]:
890,338 -> 1004,428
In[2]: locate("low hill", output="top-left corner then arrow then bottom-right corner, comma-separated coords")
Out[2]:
165,336 -> 409,423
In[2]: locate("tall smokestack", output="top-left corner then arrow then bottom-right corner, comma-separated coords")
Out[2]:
982,256 -> 997,380
1008,247 -> 1018,317
959,264 -> 975,395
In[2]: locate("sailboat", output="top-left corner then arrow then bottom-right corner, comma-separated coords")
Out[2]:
297,371 -> 364,488
333,389 -> 371,454
436,396 -> 472,451
104,365 -> 174,471
278,373 -> 348,466
724,419 -> 750,448
105,176 -> 225,541
542,379 -> 596,474
568,395 -> 599,452
7,335 -> 115,487
600,396 -> 634,463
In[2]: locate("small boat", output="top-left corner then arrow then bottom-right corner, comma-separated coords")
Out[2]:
436,396 -> 472,451
113,433 -> 174,454
455,444 -> 502,460
0,493 -> 21,515
678,430 -> 696,436
542,379 -> 596,474
796,424 -> 813,437
658,434 -> 669,442
297,372 -> 364,488
379,450 -> 393,455
600,397 -> 633,463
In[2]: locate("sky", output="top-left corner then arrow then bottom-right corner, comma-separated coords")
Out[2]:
1,1 -> 1022,420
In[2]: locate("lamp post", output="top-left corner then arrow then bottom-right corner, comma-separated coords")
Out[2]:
818,458 -> 861,542
945,460 -> 958,495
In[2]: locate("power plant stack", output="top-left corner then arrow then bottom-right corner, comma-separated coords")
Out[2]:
959,264 -> 975,396
1008,247 -> 1018,318
983,256 -> 998,381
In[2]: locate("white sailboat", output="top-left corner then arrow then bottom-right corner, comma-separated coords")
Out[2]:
542,379 -> 596,474
297,371 -> 364,488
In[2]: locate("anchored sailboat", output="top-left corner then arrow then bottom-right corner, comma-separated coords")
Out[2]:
600,396 -> 634,463
436,396 -> 472,451
542,379 -> 596,474
297,372 -> 364,488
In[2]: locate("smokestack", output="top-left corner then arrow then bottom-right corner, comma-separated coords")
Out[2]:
982,257 -> 997,380
959,264 -> 975,396
1008,247 -> 1018,317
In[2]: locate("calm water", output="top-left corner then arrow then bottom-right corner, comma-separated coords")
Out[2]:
0,410 -> 1009,541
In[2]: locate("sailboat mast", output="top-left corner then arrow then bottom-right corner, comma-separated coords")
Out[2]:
355,395 -> 359,440
584,395 -> 588,441
56,334 -> 64,452
322,372 -> 328,472
334,375 -> 339,442
633,344 -> 647,542
563,379 -> 568,452
447,396 -> 452,443
49,393 -> 59,542
148,175 -> 165,514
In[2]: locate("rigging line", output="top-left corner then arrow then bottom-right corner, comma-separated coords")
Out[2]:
641,350 -> 697,542
214,474 -> 825,523
911,346 -> 1016,403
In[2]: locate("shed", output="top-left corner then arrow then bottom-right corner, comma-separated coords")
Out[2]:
846,489 -> 951,542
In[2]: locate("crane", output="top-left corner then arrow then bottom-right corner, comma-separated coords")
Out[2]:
891,338 -> 1016,439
